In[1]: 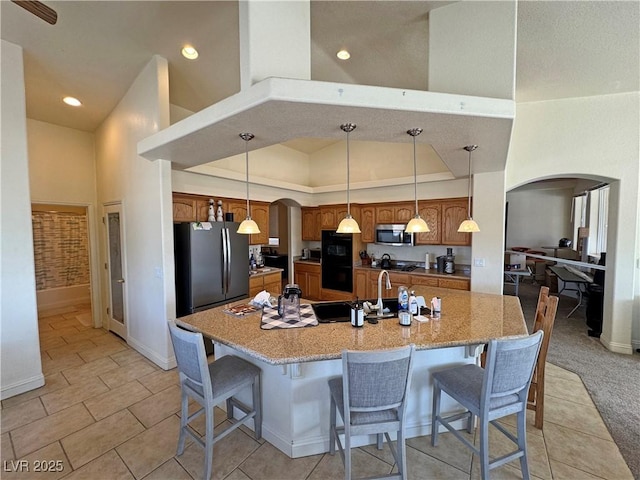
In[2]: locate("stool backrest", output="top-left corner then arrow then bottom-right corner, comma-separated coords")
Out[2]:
483,331 -> 543,404
168,321 -> 212,399
343,345 -> 415,415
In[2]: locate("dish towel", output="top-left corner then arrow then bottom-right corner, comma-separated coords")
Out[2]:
260,304 -> 318,330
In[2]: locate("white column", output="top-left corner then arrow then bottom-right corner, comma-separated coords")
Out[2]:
238,0 -> 311,90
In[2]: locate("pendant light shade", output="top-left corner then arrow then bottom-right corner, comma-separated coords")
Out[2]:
336,123 -> 361,234
237,132 -> 261,235
405,128 -> 430,233
458,144 -> 480,233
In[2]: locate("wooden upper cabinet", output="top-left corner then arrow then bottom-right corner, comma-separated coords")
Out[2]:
360,206 -> 376,243
225,199 -> 247,224
196,199 -> 213,222
302,207 -> 318,241
249,202 -> 269,245
442,198 -> 472,246
394,203 -> 414,223
375,205 -> 394,224
173,194 -> 197,223
415,201 -> 442,245
320,206 -> 339,230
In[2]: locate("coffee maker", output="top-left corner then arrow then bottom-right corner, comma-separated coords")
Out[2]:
278,284 -> 303,320
444,248 -> 455,274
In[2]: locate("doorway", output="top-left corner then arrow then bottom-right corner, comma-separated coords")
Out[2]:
104,204 -> 127,339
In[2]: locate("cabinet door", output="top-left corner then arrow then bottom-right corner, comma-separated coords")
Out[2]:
249,275 -> 263,297
354,269 -> 368,298
410,275 -> 439,287
225,199 -> 247,225
302,208 -> 319,241
360,206 -> 376,243
196,199 -> 214,223
313,209 -> 323,240
415,201 -> 441,245
320,207 -> 338,230
394,203 -> 413,223
375,205 -> 394,224
249,202 -> 269,245
307,271 -> 321,300
263,272 -> 281,295
173,194 -> 197,223
442,198 -> 471,246
388,272 -> 411,287
438,278 -> 470,291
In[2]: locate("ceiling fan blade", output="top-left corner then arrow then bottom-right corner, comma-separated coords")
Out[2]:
11,0 -> 57,25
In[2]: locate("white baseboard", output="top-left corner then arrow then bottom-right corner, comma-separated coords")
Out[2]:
1,373 -> 45,401
599,333 -> 633,355
127,336 -> 176,370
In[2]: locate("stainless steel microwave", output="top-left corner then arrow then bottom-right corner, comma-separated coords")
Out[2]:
375,224 -> 414,246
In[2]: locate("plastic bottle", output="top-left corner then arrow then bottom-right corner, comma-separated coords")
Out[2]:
409,290 -> 419,316
398,286 -> 409,312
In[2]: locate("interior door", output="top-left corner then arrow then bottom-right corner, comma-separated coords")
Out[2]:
104,204 -> 127,339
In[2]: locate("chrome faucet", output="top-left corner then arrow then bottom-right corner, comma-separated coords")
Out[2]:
376,270 -> 392,316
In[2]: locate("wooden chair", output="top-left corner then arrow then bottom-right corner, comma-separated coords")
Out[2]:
527,286 -> 559,429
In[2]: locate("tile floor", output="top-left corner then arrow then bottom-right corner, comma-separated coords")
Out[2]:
1,304 -> 633,480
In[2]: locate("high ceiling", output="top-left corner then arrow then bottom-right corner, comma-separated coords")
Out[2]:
2,1 -> 637,135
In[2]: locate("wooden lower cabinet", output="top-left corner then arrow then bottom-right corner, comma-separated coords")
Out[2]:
437,277 -> 470,290
249,271 -> 282,297
293,262 -> 321,300
355,268 -> 470,295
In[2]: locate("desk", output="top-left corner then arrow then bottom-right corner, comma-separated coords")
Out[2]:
549,265 -> 591,317
177,286 -> 527,458
504,267 -> 531,296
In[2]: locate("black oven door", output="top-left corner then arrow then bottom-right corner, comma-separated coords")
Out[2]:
321,230 -> 353,292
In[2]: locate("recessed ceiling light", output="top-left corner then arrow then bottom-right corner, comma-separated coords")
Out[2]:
181,45 -> 199,60
336,49 -> 350,60
63,96 -> 82,107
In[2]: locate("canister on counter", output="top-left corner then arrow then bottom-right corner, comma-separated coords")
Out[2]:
431,296 -> 441,318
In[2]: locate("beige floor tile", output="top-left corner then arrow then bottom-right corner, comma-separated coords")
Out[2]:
0,442 -> 70,480
46,339 -> 95,359
137,369 -> 179,394
470,456 -> 545,480
406,445 -> 469,479
543,422 -> 633,479
548,458 -> 604,479
38,322 -> 55,332
544,371 -> 595,407
61,356 -> 120,384
498,410 -> 544,437
1,373 -> 70,409
1,397 -> 46,433
238,442 -> 322,480
129,385 -> 182,428
61,409 -> 145,470
88,334 -> 127,347
39,306 -> 78,318
2,432 -> 14,462
222,468 -> 251,480
79,341 -> 127,362
40,377 -> 109,414
83,380 -> 152,421
181,405 -> 229,438
110,348 -> 151,367
407,430 -> 473,473
11,404 -> 94,458
359,439 -> 406,468
116,415 -> 182,479
543,395 -> 612,441
41,353 -> 85,376
50,318 -> 84,330
75,312 -> 93,327
177,423 -> 261,480
61,328 -> 110,344
142,458 -> 193,480
99,360 -> 158,389
60,450 -> 134,480
40,327 -> 83,343
308,449 -> 393,480
39,335 -> 68,351
544,363 -> 582,383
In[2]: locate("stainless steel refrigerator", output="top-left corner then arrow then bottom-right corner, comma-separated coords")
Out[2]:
174,222 -> 249,318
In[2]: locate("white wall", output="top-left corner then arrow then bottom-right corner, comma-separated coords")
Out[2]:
429,0 -> 517,99
505,187 -> 574,249
27,119 -> 102,326
0,40 -> 44,399
95,56 -> 175,369
507,92 -> 640,353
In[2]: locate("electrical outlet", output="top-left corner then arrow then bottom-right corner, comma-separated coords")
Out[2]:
474,258 -> 485,267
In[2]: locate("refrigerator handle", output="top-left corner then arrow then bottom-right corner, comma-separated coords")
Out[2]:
222,227 -> 229,294
225,228 -> 232,294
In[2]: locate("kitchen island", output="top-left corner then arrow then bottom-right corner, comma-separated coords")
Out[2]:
177,286 -> 527,458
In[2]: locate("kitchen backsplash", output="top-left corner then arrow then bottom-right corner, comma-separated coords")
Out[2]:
366,245 -> 471,266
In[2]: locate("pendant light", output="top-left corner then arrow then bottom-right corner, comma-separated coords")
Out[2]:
458,144 -> 480,233
336,123 -> 361,234
404,128 -> 430,233
237,132 -> 261,234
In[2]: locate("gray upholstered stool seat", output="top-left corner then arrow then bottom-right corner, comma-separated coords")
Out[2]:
168,321 -> 262,480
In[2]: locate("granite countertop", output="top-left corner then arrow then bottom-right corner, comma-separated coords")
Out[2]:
249,267 -> 284,278
294,258 -> 321,265
355,264 -> 471,281
176,285 -> 526,365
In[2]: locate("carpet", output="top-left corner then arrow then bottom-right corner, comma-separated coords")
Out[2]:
514,281 -> 640,479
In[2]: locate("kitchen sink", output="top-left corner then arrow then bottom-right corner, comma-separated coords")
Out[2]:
312,298 -> 399,323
